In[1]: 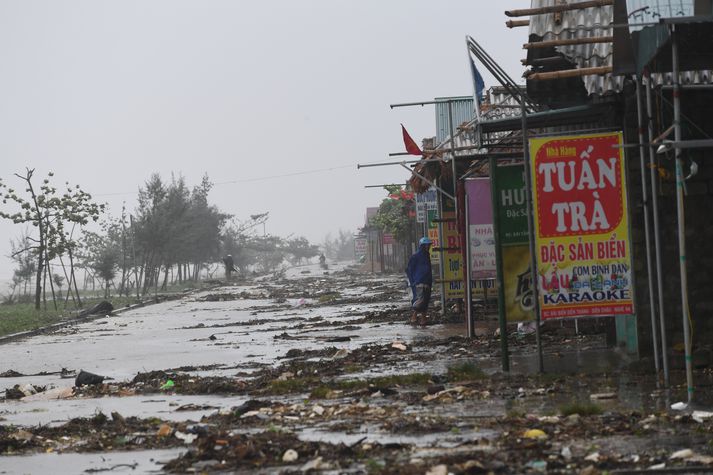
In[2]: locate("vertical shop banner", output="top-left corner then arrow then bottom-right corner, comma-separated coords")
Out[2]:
493,164 -> 534,322
427,209 -> 440,265
416,189 -> 437,223
529,132 -> 634,319
466,179 -> 496,280
354,236 -> 367,259
442,211 -> 465,299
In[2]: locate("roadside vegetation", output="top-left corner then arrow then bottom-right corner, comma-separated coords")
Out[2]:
1,168 -> 353,337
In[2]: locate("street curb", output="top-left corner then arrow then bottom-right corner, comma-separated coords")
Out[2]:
0,289 -> 207,346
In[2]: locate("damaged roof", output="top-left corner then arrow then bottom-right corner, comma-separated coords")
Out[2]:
526,0 -> 622,96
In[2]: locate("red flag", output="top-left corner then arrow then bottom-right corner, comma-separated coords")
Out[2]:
401,124 -> 422,156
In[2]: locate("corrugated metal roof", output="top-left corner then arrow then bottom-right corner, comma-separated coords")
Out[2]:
526,1 -> 710,95
434,97 -> 475,144
528,0 -> 623,96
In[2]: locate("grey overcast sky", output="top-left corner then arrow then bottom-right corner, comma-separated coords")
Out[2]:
0,0 -> 530,280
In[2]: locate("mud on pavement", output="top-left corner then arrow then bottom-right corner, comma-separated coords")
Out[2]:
2,262 -> 713,474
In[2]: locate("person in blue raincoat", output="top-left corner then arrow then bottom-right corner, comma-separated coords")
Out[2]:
406,237 -> 433,325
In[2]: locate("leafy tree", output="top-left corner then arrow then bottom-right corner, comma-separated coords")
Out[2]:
0,168 -> 104,309
9,232 -> 36,297
369,186 -> 414,243
53,273 -> 65,299
284,236 -> 320,265
131,173 -> 229,292
82,221 -> 122,298
323,229 -> 356,261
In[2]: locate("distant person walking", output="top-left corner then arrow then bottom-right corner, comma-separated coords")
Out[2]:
406,237 -> 433,326
223,254 -> 237,279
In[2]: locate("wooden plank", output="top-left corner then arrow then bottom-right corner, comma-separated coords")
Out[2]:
506,19 -> 530,28
505,0 -> 614,18
527,66 -> 613,80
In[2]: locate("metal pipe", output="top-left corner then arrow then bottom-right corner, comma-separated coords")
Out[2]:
652,124 -> 676,144
448,100 -> 459,218
645,72 -> 670,387
671,25 -> 694,404
661,84 -> 713,91
436,184 -> 447,316
398,163 -> 456,201
636,76 -> 661,376
465,197 -> 475,338
520,100 -> 545,373
390,100 -> 443,108
490,156 -> 510,371
467,36 -> 535,112
667,139 -> 713,149
358,158 -> 441,169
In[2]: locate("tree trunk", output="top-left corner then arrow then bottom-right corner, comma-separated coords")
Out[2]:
46,251 -> 57,311
161,265 -> 169,290
68,247 -> 82,308
34,250 -> 43,310
42,257 -> 48,310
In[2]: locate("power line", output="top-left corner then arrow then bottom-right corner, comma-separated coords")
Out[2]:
92,161 -> 376,198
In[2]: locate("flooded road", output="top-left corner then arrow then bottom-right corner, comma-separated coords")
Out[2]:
2,262 -> 712,473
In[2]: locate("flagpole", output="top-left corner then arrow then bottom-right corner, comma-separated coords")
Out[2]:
466,45 -> 482,124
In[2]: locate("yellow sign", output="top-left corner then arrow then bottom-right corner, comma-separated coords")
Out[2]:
529,132 -> 634,319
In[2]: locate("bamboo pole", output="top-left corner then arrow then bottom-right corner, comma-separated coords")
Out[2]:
524,36 -> 613,49
527,66 -> 612,80
506,0 -> 613,17
506,19 -> 530,28
521,56 -> 563,66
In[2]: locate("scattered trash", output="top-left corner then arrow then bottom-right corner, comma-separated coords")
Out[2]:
79,300 -> 114,317
425,465 -> 448,475
671,401 -> 688,410
523,429 -> 547,440
391,341 -> 408,351
561,446 -> 572,460
282,449 -> 299,462
174,403 -> 219,412
427,384 -> 445,395
60,368 -> 76,379
324,336 -> 351,342
0,369 -> 24,378
526,460 -> 547,472
517,322 -> 537,335
157,424 -> 172,437
174,431 -> 198,444
670,449 -> 693,460
300,456 -> 325,471
160,379 -> 175,390
538,416 -> 560,423
22,386 -> 74,401
294,298 -> 306,307
312,405 -> 325,416
590,392 -> 617,400
649,462 -> 666,470
584,452 -> 600,462
6,383 -> 41,399
692,410 -> 713,423
331,349 -> 349,359
75,370 -> 105,387
277,372 -> 295,381
10,429 -> 34,442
